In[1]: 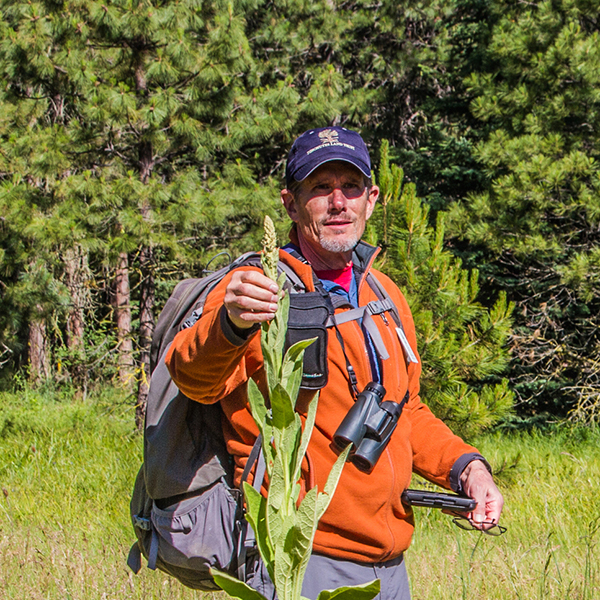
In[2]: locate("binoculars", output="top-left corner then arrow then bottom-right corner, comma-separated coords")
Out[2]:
333,382 -> 403,473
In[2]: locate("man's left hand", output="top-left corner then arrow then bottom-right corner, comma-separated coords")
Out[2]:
460,460 -> 504,530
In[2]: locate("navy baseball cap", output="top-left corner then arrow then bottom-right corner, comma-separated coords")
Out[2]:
285,127 -> 372,187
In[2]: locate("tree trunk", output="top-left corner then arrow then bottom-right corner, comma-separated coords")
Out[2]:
136,245 -> 154,428
135,57 -> 155,427
29,306 -> 50,385
114,252 -> 135,394
63,245 -> 89,386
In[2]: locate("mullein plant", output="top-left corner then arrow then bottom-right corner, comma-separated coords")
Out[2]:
212,217 -> 380,600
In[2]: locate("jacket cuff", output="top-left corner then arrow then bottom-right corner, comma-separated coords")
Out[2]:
220,305 -> 260,346
449,453 -> 491,494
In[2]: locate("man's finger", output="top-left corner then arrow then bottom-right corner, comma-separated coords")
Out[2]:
231,270 -> 280,296
224,269 -> 282,329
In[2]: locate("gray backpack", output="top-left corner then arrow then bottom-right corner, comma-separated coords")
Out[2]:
126,250 -> 408,590
127,252 -> 308,590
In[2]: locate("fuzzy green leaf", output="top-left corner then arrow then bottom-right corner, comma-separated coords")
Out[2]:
294,392 -> 319,484
281,337 -> 316,403
211,569 -> 270,600
317,445 -> 351,520
314,579 -> 381,600
291,486 -> 319,561
270,383 -> 295,430
277,271 -> 287,290
282,417 -> 303,501
267,451 -> 287,515
247,378 -> 268,437
277,487 -> 320,600
274,511 -> 312,600
261,327 -> 280,392
243,482 -> 274,573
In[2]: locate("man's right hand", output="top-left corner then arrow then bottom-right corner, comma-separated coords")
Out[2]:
224,270 -> 281,329
460,460 -> 504,530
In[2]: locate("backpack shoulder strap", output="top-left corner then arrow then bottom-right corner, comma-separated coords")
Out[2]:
277,259 -> 306,294
150,252 -> 261,372
150,251 -> 307,373
366,272 -> 419,364
365,272 -> 404,328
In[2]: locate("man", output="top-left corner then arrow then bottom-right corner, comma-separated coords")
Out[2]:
166,127 -> 504,599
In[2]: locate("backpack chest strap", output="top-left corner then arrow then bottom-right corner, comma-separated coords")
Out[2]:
326,298 -> 395,361
326,298 -> 395,327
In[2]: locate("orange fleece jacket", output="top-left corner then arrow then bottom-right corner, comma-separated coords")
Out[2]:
166,244 -> 479,563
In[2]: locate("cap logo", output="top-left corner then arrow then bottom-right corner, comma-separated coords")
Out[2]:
318,129 -> 339,144
306,128 -> 356,156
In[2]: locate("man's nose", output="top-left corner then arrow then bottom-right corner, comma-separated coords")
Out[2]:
329,187 -> 347,210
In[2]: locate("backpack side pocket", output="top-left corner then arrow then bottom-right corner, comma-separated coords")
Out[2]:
150,480 -> 238,577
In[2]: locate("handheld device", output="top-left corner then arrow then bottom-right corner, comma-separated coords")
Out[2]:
401,489 -> 477,512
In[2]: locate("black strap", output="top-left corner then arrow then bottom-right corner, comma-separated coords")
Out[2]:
331,316 -> 360,398
236,435 -> 264,582
241,434 -> 263,487
398,389 -> 410,412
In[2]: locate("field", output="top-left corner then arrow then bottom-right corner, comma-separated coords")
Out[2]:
0,386 -> 598,600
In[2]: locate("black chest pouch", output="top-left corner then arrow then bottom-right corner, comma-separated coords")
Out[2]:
284,291 -> 331,390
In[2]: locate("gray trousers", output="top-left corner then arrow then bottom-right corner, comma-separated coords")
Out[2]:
246,552 -> 411,600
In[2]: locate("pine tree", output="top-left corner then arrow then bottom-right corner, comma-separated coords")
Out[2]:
0,0 -> 304,403
0,3 -> 81,382
243,0 -> 463,157
444,0 -> 600,422
0,0 -> 546,428
384,0 -> 499,211
366,141 -> 514,438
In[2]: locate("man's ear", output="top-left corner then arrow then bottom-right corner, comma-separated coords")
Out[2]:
281,189 -> 299,223
365,185 -> 380,220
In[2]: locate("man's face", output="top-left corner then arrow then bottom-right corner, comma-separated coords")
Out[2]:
281,161 -> 379,261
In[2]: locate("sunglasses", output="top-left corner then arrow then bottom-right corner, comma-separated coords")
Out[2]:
450,513 -> 507,536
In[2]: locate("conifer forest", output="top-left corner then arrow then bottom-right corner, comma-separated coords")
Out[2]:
1,0 -> 600,434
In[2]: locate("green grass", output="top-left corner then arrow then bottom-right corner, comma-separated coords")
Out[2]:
0,385 -> 205,600
408,429 -> 600,599
0,386 -> 598,599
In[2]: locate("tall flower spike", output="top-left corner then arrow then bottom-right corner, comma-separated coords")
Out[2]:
211,214 -> 377,600
262,215 -> 278,282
